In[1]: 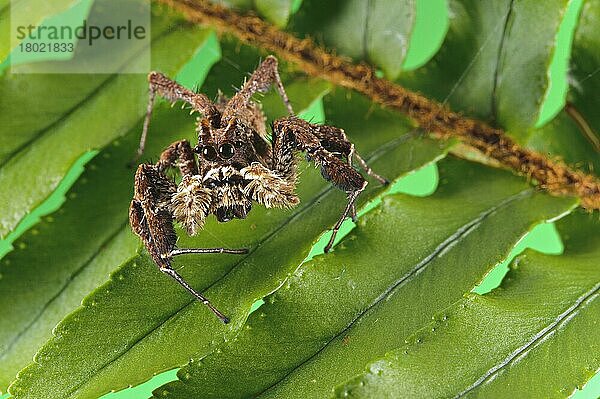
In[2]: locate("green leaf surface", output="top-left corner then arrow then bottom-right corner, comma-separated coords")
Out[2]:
0,0 -> 79,63
157,157 -> 576,399
398,0 -> 569,138
0,8 -> 212,239
0,0 -> 8,52
569,0 -> 600,142
290,0 -> 416,79
335,209 -> 599,398
0,1 -> 19,63
0,5 -> 177,166
254,0 -> 295,27
8,42 -> 450,397
527,0 -> 600,175
526,111 -> 600,175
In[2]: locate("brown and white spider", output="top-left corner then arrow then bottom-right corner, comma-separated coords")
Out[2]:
129,56 -> 387,323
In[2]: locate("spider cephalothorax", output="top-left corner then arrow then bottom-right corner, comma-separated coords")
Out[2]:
129,56 -> 387,323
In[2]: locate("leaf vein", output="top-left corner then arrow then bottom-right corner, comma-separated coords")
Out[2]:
490,0 -> 515,123
257,187 -> 534,396
454,282 -> 600,398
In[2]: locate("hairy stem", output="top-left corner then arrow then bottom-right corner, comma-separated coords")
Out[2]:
156,0 -> 600,210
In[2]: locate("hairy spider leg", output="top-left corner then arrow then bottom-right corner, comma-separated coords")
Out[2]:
161,267 -> 230,324
351,151 -> 389,184
310,124 -> 389,185
308,124 -> 389,220
132,71 -> 221,164
170,248 -> 249,256
272,116 -> 371,253
219,56 -> 294,167
223,55 -> 294,123
155,139 -> 199,175
325,181 -> 367,253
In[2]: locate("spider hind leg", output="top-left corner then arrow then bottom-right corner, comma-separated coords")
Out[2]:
131,72 -> 221,165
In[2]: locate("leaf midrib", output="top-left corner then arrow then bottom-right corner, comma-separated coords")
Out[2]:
62,131 -> 418,399
257,187 -> 533,397
454,281 -> 600,398
490,0 -> 515,123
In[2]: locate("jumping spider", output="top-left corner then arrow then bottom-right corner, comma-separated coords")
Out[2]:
129,56 -> 387,323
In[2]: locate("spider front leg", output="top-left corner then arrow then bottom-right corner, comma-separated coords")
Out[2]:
132,71 -> 221,164
272,117 -> 374,253
223,55 -> 294,122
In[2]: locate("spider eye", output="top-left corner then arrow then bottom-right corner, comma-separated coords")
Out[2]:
234,141 -> 244,148
201,145 -> 217,161
219,143 -> 235,159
